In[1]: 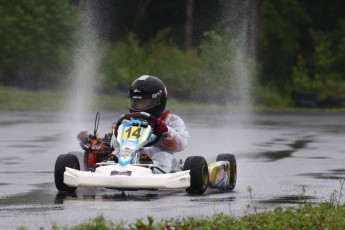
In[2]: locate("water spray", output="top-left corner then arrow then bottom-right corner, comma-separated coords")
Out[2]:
62,1 -> 101,150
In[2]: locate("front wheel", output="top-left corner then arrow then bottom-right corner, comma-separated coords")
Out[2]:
184,156 -> 209,194
54,153 -> 80,192
216,153 -> 237,191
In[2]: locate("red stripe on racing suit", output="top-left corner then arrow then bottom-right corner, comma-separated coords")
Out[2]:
158,111 -> 189,152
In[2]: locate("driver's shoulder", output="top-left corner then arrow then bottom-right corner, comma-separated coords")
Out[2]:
164,113 -> 185,124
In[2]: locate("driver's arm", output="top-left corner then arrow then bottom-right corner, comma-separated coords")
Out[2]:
159,114 -> 189,152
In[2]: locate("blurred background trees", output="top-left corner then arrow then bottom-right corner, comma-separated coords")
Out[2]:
0,0 -> 78,89
0,0 -> 345,106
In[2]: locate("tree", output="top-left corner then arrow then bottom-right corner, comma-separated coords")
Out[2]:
0,0 -> 78,88
185,0 -> 194,50
257,0 -> 310,90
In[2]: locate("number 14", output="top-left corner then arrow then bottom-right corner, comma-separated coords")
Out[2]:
125,127 -> 142,139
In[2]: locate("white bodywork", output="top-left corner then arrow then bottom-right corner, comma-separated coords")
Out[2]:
64,164 -> 191,190
63,114 -> 191,191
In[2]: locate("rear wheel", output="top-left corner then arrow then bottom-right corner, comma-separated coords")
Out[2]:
216,153 -> 237,191
184,156 -> 209,194
54,153 -> 80,192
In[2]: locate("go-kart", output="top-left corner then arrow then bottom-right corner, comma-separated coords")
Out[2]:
54,112 -> 237,194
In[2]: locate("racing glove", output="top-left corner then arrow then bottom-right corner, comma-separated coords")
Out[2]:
155,118 -> 168,134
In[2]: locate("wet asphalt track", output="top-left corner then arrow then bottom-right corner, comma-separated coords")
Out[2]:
1,110 -> 345,229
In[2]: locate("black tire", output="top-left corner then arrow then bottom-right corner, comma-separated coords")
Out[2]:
184,156 -> 209,194
54,153 -> 80,192
216,153 -> 237,191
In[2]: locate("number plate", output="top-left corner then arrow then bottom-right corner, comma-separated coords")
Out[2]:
123,126 -> 142,140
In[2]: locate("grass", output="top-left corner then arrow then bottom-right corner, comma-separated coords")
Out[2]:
0,86 -> 126,111
2,86 -> 345,112
0,86 -> 65,111
18,201 -> 345,230
0,86 -> 227,112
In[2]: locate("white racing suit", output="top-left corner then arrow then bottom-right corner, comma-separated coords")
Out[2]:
110,111 -> 190,173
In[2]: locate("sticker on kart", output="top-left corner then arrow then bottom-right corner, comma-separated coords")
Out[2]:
123,126 -> 142,140
111,170 -> 132,176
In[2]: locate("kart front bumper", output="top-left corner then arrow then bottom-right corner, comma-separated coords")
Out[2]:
64,165 -> 191,190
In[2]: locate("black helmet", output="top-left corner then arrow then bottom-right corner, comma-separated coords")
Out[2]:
128,75 -> 168,118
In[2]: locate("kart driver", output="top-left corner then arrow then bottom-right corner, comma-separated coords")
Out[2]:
110,75 -> 190,173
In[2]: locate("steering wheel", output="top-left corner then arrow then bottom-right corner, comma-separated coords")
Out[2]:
116,112 -> 161,147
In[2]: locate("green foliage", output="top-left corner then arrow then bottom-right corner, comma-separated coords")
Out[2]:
328,180 -> 345,208
101,33 -> 147,91
257,84 -> 293,109
195,30 -> 258,105
101,30 -> 200,98
102,28 -> 258,105
196,31 -> 234,103
144,31 -> 200,98
1,0 -> 345,106
334,19 -> 345,75
311,30 -> 335,76
258,0 -> 310,89
291,28 -> 345,99
292,54 -> 323,93
132,216 -> 155,230
0,0 -> 79,88
68,216 -> 118,230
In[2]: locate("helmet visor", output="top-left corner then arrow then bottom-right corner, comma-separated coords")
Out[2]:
129,97 -> 160,111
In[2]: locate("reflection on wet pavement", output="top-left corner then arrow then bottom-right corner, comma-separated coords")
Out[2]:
258,150 -> 295,162
54,189 -> 180,205
190,196 -> 236,203
299,168 -> 345,180
288,139 -> 313,149
253,137 -> 315,162
260,195 -> 318,205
